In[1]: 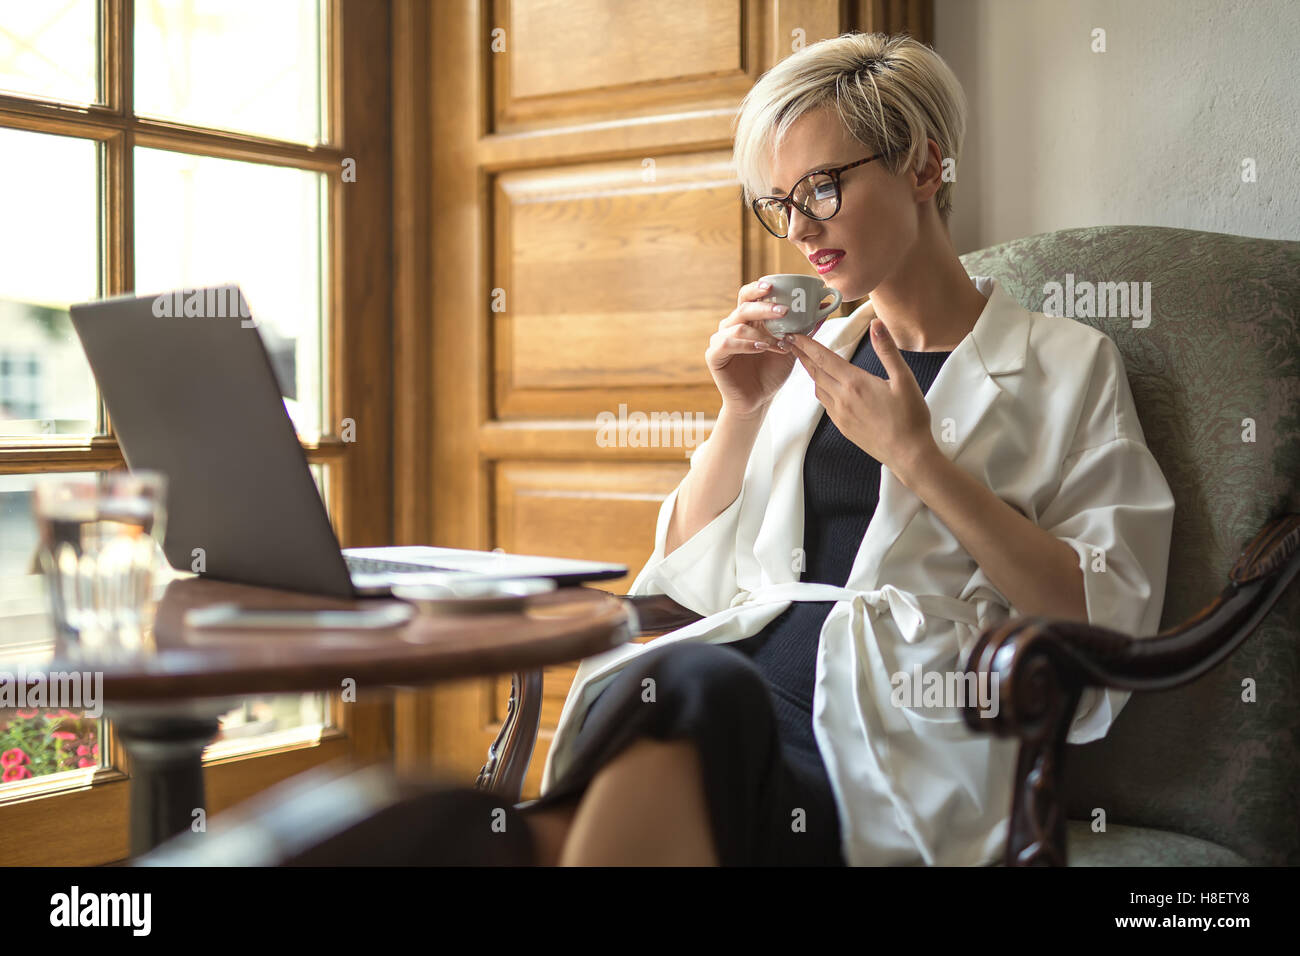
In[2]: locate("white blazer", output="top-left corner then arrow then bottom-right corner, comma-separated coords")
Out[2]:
540,274 -> 1176,866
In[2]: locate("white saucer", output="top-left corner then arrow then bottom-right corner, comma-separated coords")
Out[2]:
390,577 -> 557,615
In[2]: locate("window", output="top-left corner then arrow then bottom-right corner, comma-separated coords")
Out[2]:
0,352 -> 44,421
0,0 -> 393,865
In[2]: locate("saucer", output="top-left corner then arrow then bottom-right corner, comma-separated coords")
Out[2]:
390,576 -> 557,615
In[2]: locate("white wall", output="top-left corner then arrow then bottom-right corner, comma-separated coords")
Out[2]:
934,0 -> 1300,253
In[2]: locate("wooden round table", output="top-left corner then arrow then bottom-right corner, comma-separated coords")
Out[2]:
36,575 -> 635,856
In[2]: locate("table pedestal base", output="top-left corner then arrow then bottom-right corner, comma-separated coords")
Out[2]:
109,701 -> 235,857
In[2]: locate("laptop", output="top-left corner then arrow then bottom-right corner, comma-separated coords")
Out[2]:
68,285 -> 627,598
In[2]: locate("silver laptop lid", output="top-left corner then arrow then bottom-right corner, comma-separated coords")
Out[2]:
70,285 -> 357,597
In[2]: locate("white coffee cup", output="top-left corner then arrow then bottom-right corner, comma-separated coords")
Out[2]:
757,274 -> 843,335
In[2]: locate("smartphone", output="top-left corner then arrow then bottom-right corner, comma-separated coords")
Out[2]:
184,603 -> 414,630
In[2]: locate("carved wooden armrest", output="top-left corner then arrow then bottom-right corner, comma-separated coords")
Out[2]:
962,513 -> 1300,866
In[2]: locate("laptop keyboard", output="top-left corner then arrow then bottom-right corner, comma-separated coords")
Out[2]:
344,555 -> 458,576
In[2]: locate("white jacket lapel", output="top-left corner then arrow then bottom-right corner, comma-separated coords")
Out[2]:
753,305 -> 875,585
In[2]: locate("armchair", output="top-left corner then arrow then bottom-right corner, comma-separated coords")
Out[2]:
480,225 -> 1300,867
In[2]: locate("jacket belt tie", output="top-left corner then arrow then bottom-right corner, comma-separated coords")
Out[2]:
728,580 -> 981,642
727,580 -> 991,865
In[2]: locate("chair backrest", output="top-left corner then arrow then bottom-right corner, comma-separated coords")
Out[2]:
961,225 -> 1300,865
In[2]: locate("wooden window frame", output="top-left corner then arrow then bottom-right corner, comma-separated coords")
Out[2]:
0,0 -> 394,866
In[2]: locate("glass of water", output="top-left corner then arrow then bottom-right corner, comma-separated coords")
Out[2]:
33,471 -> 168,657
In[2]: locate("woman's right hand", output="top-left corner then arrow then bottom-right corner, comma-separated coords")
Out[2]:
706,280 -> 826,418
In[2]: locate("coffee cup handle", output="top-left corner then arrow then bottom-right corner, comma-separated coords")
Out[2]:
815,286 -> 843,321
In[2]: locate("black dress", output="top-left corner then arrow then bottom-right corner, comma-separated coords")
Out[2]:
522,334 -> 953,865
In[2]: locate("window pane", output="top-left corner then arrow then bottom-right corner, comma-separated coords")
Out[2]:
134,0 -> 325,145
134,147 -> 327,438
0,0 -> 99,104
0,707 -> 104,786
0,128 -> 100,437
310,462 -> 330,522
209,693 -> 330,755
1,472 -> 108,788
0,472 -> 97,635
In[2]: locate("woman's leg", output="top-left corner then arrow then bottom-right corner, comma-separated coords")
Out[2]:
518,737 -> 718,866
559,737 -> 718,866
517,795 -> 582,867
517,641 -> 770,866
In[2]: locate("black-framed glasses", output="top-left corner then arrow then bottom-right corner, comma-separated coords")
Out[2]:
751,152 -> 890,238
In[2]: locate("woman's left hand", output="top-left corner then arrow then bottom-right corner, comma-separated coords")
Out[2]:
786,318 -> 939,487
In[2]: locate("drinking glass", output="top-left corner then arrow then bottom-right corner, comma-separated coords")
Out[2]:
33,471 -> 168,657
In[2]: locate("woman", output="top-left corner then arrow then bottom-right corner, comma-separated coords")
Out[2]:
402,31 -> 1173,867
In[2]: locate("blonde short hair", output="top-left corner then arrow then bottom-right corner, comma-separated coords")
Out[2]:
732,32 -> 968,224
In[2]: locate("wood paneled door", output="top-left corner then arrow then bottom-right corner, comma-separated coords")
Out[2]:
394,0 -> 933,798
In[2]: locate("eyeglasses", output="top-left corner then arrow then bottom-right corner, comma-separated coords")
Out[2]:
751,153 -> 890,238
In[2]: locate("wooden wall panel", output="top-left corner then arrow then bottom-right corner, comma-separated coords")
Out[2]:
508,0 -> 742,98
494,153 -> 739,418
492,0 -> 757,130
494,460 -> 689,591
858,0 -> 933,40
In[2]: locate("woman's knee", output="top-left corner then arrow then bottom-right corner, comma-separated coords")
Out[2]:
632,641 -> 771,720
